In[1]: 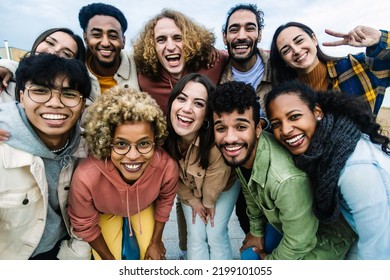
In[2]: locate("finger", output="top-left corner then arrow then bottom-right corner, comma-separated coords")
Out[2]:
324,29 -> 347,38
322,40 -> 346,47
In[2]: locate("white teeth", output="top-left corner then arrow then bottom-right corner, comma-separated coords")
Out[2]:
42,114 -> 66,120
225,146 -> 241,151
166,54 -> 180,59
235,45 -> 248,49
286,134 -> 304,144
178,115 -> 193,122
296,53 -> 307,62
124,163 -> 141,170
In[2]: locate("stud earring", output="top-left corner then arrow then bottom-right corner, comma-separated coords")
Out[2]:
317,117 -> 322,121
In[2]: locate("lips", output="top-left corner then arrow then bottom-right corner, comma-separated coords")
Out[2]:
41,113 -> 68,126
295,52 -> 308,62
285,134 -> 304,147
222,144 -> 243,157
123,163 -> 142,172
165,54 -> 181,67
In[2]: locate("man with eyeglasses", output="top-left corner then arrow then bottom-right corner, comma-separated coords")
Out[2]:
0,54 -> 92,259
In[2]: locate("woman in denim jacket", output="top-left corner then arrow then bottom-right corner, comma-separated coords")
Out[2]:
266,81 -> 390,259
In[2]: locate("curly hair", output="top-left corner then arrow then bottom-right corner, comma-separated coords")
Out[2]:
79,2 -> 127,32
222,3 -> 265,34
265,80 -> 390,154
211,81 -> 261,127
85,86 -> 168,159
132,9 -> 216,79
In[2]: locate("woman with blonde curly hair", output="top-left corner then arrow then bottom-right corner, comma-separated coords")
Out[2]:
68,86 -> 179,260
132,8 -> 228,114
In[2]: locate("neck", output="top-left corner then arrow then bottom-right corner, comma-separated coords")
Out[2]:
231,55 -> 258,72
90,56 -> 120,77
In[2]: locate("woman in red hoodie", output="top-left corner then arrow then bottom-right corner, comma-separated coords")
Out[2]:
68,86 -> 178,260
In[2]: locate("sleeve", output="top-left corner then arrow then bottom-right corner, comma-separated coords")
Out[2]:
366,30 -> 390,59
154,157 -> 179,222
266,175 -> 319,260
67,163 -> 102,243
201,148 -> 232,208
338,163 -> 390,259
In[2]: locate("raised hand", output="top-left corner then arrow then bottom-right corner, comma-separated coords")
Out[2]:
322,25 -> 381,48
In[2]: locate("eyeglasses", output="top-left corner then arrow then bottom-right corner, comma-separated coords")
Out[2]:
26,84 -> 83,107
110,140 -> 155,155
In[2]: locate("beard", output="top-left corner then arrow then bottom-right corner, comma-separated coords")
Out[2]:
218,140 -> 256,168
227,39 -> 258,62
96,58 -> 116,68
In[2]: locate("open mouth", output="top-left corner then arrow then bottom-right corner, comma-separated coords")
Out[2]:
295,52 -> 308,62
123,163 -> 142,172
41,113 -> 68,125
223,144 -> 244,156
285,134 -> 305,147
177,115 -> 194,126
165,54 -> 181,66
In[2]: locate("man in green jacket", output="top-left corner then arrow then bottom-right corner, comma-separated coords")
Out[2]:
211,81 -> 355,260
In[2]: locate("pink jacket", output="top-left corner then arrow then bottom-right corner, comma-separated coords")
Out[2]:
68,147 -> 179,242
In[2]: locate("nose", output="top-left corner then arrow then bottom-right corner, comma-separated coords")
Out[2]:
291,45 -> 300,55
166,37 -> 176,51
182,101 -> 193,112
237,28 -> 246,39
45,91 -> 64,108
101,34 -> 110,46
280,121 -> 293,136
125,145 -> 140,160
223,127 -> 239,143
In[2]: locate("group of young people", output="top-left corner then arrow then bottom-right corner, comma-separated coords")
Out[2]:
0,2 -> 389,261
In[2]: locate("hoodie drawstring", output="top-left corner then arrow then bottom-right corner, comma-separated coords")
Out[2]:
125,184 -> 142,236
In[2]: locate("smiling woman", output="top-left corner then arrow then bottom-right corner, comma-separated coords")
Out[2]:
67,86 -> 179,260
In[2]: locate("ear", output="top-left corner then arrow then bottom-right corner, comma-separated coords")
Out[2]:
255,121 -> 263,139
121,35 -> 126,49
311,32 -> 318,47
222,32 -> 227,46
257,30 -> 262,43
313,104 -> 323,120
19,90 -> 26,108
83,33 -> 88,44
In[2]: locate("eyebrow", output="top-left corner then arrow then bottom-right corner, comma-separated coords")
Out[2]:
279,34 -> 304,53
179,91 -> 207,103
213,117 -> 251,126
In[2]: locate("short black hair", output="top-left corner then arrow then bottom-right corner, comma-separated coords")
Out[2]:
222,3 -> 264,34
15,54 -> 91,101
211,81 -> 260,126
79,2 -> 127,32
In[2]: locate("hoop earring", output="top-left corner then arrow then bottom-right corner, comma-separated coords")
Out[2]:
203,120 -> 210,129
260,117 -> 270,130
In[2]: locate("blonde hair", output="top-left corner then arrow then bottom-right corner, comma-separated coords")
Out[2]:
85,86 -> 167,159
132,9 -> 215,79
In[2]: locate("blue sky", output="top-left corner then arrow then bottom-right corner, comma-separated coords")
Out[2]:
1,0 -> 390,107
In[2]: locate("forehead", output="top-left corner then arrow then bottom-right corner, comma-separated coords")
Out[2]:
181,81 -> 208,99
87,15 -> 122,32
154,17 -> 181,36
228,9 -> 257,27
114,121 -> 154,139
277,26 -> 307,44
213,108 -> 254,125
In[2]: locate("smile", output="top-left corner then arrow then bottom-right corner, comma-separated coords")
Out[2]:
285,134 -> 304,146
123,163 -> 142,172
41,113 -> 67,120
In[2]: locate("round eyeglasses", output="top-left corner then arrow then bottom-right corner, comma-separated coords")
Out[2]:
26,85 -> 83,107
110,140 -> 155,155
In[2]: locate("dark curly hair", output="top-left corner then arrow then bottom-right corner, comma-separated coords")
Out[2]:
222,3 -> 265,34
265,80 -> 390,154
79,2 -> 127,32
211,81 -> 260,127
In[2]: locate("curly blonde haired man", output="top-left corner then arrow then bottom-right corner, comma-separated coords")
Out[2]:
132,9 -> 228,114
68,86 -> 179,260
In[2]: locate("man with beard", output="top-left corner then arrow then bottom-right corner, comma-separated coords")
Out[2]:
220,3 -> 272,117
210,81 -> 355,260
78,2 -> 139,102
219,3 -> 272,238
